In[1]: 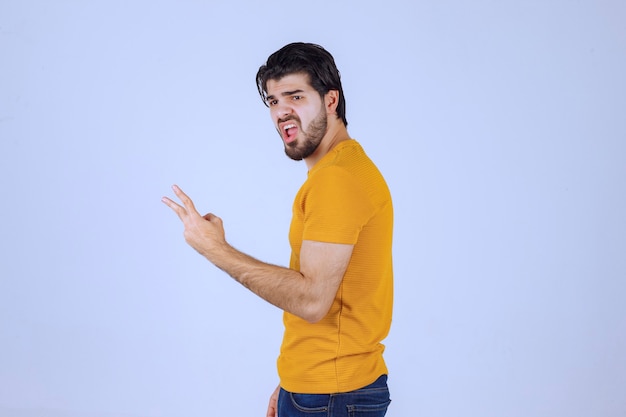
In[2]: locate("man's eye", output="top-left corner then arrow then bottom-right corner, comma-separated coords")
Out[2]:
292,96 -> 301,100
268,99 -> 278,106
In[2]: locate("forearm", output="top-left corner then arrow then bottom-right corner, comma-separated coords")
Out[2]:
161,186 -> 341,322
208,242 -> 323,322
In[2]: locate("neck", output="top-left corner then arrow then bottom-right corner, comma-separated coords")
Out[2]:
304,121 -> 351,170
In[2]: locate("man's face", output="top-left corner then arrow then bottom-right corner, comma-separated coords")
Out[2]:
265,73 -> 327,161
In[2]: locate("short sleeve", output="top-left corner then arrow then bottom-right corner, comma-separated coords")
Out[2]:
301,165 -> 375,244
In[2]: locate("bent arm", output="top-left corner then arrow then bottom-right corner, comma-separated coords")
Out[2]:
162,185 -> 353,323
212,239 -> 352,323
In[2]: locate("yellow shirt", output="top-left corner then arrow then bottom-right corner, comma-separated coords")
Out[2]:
278,139 -> 394,394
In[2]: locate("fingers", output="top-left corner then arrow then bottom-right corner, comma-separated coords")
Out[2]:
266,385 -> 279,417
163,185 -> 221,231
162,185 -> 201,220
265,399 -> 277,417
203,212 -> 221,223
161,195 -> 186,220
171,185 -> 200,215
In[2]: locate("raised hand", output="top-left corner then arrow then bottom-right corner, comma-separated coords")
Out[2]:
161,185 -> 226,260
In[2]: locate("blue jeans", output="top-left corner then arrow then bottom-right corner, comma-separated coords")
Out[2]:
277,375 -> 391,417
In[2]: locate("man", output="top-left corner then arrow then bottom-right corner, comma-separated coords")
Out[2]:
162,42 -> 393,417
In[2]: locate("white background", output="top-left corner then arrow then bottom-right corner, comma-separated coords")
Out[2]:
1,1 -> 625,416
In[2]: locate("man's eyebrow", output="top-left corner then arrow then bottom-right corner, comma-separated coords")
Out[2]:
266,89 -> 305,102
282,89 -> 305,96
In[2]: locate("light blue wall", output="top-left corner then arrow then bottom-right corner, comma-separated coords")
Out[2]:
1,1 -> 625,416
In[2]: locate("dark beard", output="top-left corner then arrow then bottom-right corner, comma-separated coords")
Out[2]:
284,107 -> 328,161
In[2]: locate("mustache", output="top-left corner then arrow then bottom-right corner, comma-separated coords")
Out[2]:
277,115 -> 300,124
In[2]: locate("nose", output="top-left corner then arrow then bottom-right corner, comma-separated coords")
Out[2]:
274,102 -> 294,120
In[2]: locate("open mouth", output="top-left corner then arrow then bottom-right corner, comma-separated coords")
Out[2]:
282,123 -> 299,144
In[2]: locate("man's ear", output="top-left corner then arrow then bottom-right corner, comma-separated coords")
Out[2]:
325,90 -> 340,115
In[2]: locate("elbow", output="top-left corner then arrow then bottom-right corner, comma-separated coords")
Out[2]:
303,312 -> 324,324
301,301 -> 332,324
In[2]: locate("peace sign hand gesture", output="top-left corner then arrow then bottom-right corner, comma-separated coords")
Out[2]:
161,185 -> 226,261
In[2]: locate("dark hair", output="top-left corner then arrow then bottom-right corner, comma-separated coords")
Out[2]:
256,42 -> 348,127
